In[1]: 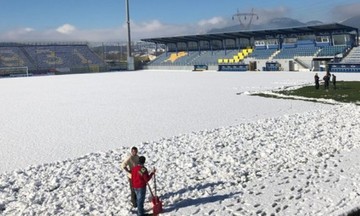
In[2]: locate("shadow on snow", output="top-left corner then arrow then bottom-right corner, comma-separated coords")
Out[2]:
160,181 -> 241,213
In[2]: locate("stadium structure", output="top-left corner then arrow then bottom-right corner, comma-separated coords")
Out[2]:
1,23 -> 359,77
141,23 -> 360,72
0,42 -> 108,77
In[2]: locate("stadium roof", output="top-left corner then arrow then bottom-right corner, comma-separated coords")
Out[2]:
141,23 -> 359,44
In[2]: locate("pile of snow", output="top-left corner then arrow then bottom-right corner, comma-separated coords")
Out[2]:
1,105 -> 360,215
0,71 -> 360,215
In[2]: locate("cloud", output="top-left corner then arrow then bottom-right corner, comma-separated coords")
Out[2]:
130,17 -> 231,38
198,17 -> 227,26
0,14 -> 234,42
195,17 -> 230,34
0,8 -> 285,43
56,24 -> 76,34
0,7 -> 289,43
130,20 -> 186,37
330,3 -> 360,21
1,3 -> 357,43
250,7 -> 290,24
1,27 -> 36,41
24,28 -> 35,32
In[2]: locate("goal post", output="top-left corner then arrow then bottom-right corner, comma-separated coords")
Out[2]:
0,66 -> 29,77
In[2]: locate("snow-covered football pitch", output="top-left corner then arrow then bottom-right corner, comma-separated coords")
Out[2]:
0,70 -> 359,215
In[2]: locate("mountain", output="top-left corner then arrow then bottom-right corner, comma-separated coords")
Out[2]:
208,17 -> 324,33
207,15 -> 360,34
341,15 -> 360,30
264,17 -> 304,29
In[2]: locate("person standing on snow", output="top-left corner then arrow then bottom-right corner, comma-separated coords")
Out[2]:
332,74 -> 337,89
131,156 -> 156,216
121,146 -> 139,208
314,73 -> 320,89
323,74 -> 330,89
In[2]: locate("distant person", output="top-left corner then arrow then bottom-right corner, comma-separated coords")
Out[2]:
121,146 -> 139,208
314,73 -> 320,89
326,67 -> 331,78
131,156 -> 156,216
323,74 -> 330,89
332,74 -> 337,89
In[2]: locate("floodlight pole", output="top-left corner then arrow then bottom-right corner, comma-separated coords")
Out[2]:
232,8 -> 259,30
125,0 -> 135,70
125,0 -> 131,57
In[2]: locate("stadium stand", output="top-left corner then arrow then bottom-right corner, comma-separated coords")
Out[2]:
0,43 -> 106,76
147,52 -> 168,65
0,46 -> 34,68
142,23 -> 359,72
193,50 -> 224,65
2,24 -> 357,74
317,45 -> 349,57
217,48 -> 253,64
148,49 -> 250,66
328,46 -> 360,72
274,46 -> 320,59
247,48 -> 277,59
341,46 -> 360,63
23,45 -> 105,70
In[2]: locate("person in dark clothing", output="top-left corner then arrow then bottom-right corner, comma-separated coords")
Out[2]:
314,73 -> 320,89
324,68 -> 332,89
326,69 -> 331,78
323,74 -> 330,89
332,74 -> 336,89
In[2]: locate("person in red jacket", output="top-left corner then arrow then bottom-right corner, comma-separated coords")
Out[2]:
131,156 -> 156,216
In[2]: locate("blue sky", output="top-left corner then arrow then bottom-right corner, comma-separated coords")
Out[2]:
0,0 -> 359,42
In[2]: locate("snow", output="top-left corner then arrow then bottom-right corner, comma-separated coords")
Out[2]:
0,70 -> 359,215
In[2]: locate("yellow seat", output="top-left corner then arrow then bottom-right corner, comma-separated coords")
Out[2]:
224,59 -> 229,63
229,59 -> 234,63
242,50 -> 248,56
218,59 -> 223,63
166,51 -> 188,63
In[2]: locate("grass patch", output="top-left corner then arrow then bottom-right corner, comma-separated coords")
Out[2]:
255,81 -> 360,104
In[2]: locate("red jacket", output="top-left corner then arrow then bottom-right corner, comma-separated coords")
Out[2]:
131,165 -> 154,188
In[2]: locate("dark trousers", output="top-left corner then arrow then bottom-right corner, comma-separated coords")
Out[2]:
315,82 -> 319,89
128,178 -> 137,207
324,81 -> 329,89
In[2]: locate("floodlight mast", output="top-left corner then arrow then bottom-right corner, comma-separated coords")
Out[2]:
125,0 -> 131,57
125,0 -> 134,70
232,8 -> 259,30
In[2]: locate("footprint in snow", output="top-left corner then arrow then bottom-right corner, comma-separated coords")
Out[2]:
192,208 -> 200,214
